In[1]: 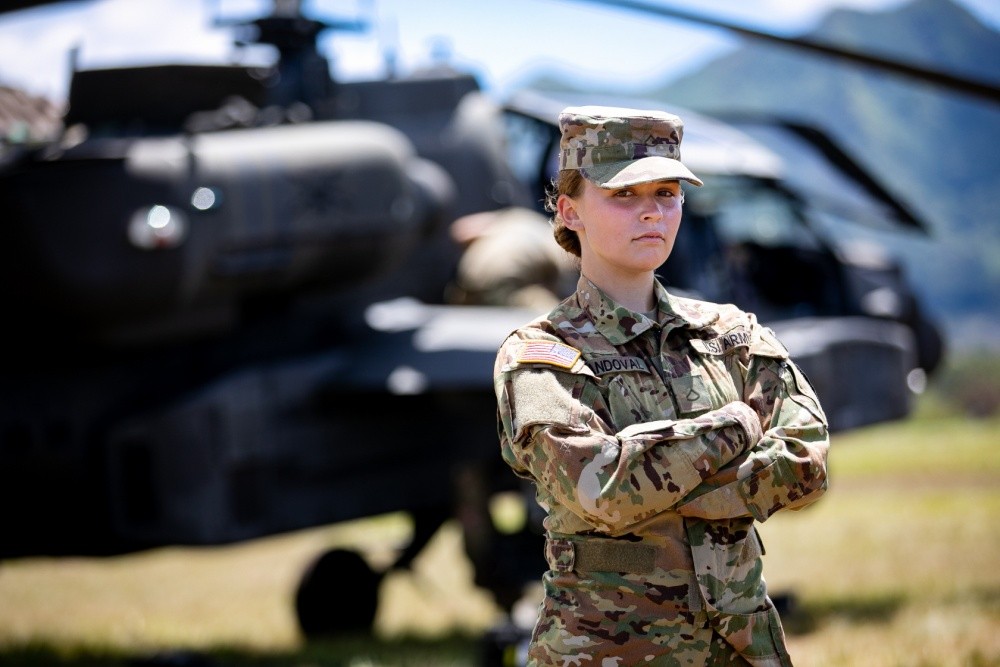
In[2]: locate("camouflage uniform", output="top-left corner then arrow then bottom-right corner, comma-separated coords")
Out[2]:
494,276 -> 829,666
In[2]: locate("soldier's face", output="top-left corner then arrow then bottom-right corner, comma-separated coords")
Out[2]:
558,178 -> 683,281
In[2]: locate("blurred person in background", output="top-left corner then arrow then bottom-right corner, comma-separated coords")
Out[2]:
447,206 -> 576,311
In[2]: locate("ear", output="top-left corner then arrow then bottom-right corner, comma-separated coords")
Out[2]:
557,194 -> 584,231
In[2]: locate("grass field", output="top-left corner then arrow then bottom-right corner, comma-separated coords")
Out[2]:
0,402 -> 997,666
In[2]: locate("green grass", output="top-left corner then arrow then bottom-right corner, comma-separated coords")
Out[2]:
754,408 -> 1000,666
0,637 -> 485,666
0,401 -> 998,666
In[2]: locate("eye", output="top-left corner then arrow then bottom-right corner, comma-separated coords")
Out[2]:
612,188 -> 635,198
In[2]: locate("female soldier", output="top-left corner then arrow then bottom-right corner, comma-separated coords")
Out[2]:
493,106 -> 829,666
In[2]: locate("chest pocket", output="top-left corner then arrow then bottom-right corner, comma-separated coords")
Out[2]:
590,354 -> 672,428
686,331 -> 748,411
669,374 -> 714,415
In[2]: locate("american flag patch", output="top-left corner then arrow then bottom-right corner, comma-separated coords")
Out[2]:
516,341 -> 581,369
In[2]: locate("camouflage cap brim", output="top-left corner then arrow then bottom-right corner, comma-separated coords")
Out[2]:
582,156 -> 703,189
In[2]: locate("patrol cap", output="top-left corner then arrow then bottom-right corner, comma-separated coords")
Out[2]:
558,105 -> 703,188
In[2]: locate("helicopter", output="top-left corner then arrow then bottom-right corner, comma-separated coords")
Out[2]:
0,0 -> 963,639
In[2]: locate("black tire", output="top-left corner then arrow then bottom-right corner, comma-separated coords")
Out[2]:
295,548 -> 383,639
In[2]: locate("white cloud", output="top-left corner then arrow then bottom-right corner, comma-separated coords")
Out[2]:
0,0 -> 239,98
71,0 -> 232,67
0,5 -> 84,98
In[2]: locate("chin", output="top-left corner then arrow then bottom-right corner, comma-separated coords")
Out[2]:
636,250 -> 673,272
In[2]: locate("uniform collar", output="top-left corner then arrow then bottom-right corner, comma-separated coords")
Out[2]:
575,275 -> 719,345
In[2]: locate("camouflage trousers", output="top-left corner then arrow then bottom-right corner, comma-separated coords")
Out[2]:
525,570 -> 792,666
527,609 -> 756,666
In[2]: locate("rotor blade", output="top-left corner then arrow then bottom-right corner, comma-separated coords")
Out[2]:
564,0 -> 1000,104
718,113 -> 927,231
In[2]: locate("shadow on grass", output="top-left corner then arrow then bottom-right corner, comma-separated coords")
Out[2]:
0,634 -> 487,667
781,592 -> 907,635
948,585 -> 1000,610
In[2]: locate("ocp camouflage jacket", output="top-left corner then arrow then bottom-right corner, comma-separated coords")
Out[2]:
494,276 -> 829,666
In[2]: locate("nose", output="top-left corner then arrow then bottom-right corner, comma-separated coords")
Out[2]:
639,196 -> 664,222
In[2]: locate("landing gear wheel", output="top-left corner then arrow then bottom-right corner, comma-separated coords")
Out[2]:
295,548 -> 382,639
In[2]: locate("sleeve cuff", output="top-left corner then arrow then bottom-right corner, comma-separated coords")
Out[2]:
729,401 -> 763,450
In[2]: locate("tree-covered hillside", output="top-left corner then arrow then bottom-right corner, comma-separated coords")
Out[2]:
657,0 -> 1000,351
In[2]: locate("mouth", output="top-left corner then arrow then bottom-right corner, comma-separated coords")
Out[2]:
634,232 -> 665,242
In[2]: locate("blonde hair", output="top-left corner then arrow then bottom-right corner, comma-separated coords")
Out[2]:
545,170 -> 585,257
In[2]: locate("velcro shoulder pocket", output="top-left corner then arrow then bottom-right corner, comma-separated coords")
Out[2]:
509,368 -> 586,440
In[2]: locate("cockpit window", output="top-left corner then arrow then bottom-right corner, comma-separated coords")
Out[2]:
688,176 -> 820,250
502,112 -> 557,192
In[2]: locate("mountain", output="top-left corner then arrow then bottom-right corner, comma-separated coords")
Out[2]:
524,0 -> 1000,352
656,0 -> 1000,349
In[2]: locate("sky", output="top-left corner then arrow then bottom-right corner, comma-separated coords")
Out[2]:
2,0 -> 999,105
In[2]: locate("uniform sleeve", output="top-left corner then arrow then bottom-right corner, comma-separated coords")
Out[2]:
676,326 -> 830,521
495,335 -> 763,535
